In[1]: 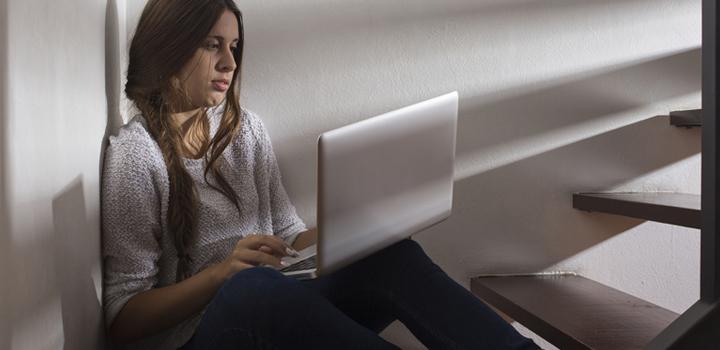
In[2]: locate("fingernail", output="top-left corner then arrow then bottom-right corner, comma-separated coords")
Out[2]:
286,247 -> 300,257
281,261 -> 290,267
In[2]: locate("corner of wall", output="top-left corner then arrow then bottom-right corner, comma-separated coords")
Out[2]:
0,0 -> 11,348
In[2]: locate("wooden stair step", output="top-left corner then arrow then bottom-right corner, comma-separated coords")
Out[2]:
573,192 -> 700,229
669,109 -> 702,127
471,275 -> 679,350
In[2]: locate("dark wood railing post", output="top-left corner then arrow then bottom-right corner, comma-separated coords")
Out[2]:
647,1 -> 720,348
700,0 -> 720,305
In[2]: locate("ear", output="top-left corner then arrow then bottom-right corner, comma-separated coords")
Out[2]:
170,76 -> 182,90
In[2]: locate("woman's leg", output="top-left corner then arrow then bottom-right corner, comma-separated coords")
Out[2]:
180,267 -> 400,350
302,271 -> 398,334
306,239 -> 540,350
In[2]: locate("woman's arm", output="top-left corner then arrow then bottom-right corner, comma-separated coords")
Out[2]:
292,228 -> 318,251
109,264 -> 225,343
110,234 -> 293,343
248,109 -> 310,245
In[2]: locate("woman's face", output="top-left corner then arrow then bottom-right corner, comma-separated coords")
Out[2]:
176,9 -> 239,110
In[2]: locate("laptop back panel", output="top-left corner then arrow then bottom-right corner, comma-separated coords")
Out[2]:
317,92 -> 459,275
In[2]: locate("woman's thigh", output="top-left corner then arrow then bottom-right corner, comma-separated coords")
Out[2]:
180,266 -> 399,350
300,239 -> 433,333
302,273 -> 397,334
312,239 -> 539,350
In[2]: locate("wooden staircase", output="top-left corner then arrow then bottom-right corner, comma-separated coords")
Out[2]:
472,151 -> 700,349
572,192 -> 700,229
470,118 -> 703,348
472,274 -> 679,350
670,109 -> 702,128
469,1 -> 720,348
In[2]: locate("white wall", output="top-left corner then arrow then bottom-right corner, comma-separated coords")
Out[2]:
234,0 -> 701,348
0,0 -> 702,349
1,0 -> 107,349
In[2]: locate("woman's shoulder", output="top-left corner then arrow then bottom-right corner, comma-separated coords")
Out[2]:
239,107 -> 270,143
110,114 -> 155,146
105,115 -> 165,171
208,103 -> 262,135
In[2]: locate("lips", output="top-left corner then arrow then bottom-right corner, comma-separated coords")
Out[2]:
211,79 -> 230,92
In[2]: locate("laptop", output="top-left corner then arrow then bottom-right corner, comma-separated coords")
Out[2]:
279,91 -> 459,279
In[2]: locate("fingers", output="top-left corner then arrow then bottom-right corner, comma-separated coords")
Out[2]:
228,234 -> 302,270
258,245 -> 284,259
236,249 -> 287,269
258,245 -> 274,255
241,234 -> 298,257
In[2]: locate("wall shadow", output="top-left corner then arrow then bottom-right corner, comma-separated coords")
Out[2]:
415,114 -> 700,276
242,0 -> 693,127
275,48 -> 701,224
52,176 -> 106,350
241,0 -> 700,234
249,0 -> 662,52
456,48 -> 701,175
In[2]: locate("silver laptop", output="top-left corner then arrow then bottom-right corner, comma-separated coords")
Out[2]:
279,91 -> 459,279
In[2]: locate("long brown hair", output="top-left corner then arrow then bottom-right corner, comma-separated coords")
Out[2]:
125,0 -> 245,282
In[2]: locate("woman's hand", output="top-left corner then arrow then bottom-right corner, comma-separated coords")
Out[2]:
212,234 -> 299,282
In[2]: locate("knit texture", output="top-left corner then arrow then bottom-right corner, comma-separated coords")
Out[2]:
102,105 -> 307,349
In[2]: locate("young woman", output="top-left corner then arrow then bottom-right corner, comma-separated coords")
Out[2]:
102,0 -> 540,349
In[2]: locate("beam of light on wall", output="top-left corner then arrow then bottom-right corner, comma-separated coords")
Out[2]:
609,154 -> 702,194
455,92 -> 701,182
541,221 -> 700,313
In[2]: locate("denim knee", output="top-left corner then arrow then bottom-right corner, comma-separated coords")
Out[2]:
226,266 -> 286,285
217,266 -> 307,318
372,239 -> 439,277
391,239 -> 423,253
382,239 -> 426,261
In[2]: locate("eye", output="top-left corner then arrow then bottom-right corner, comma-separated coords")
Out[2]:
205,41 -> 220,50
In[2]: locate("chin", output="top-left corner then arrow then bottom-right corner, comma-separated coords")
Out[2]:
205,93 -> 228,107
204,98 -> 222,107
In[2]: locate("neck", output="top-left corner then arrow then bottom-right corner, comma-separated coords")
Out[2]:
170,108 -> 202,129
169,108 -> 208,159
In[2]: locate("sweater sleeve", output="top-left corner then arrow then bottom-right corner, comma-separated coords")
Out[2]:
247,110 -> 307,245
101,132 -> 163,329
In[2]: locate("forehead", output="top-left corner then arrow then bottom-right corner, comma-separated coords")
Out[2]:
209,9 -> 239,40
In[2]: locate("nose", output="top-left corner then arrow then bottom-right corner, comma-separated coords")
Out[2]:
217,45 -> 237,72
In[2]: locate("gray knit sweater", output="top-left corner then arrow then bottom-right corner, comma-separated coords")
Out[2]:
102,105 -> 307,350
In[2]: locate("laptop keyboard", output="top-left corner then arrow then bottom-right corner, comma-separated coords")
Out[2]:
280,255 -> 317,273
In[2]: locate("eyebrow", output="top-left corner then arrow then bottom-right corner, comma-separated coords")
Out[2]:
208,35 -> 240,43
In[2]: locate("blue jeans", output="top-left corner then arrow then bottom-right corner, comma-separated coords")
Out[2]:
179,239 -> 539,350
